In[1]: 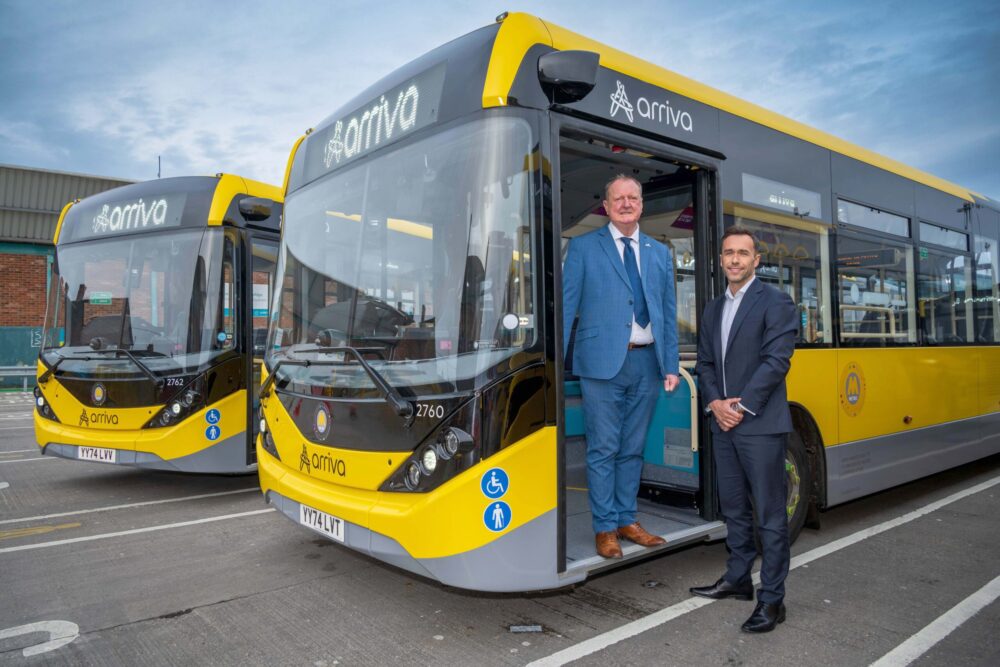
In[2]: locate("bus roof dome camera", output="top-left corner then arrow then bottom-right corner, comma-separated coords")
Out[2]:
538,50 -> 600,104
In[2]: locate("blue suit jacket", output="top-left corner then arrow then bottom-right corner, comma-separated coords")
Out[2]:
695,278 -> 798,435
562,226 -> 679,380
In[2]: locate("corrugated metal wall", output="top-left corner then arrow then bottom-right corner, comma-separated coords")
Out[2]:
0,164 -> 134,243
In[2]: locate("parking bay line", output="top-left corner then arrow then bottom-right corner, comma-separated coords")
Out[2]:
0,457 -> 55,464
527,473 -> 1000,667
0,488 -> 259,526
869,573 -> 1000,667
0,509 -> 274,555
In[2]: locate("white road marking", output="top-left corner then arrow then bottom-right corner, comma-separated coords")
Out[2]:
0,620 -> 79,657
0,488 -> 258,525
0,482 -> 8,491
0,457 -> 54,465
0,425 -> 35,430
527,474 -> 1000,667
0,509 -> 274,554
869,573 -> 1000,667
0,449 -> 39,453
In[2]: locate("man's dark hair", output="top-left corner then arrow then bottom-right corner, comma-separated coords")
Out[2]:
721,225 -> 760,254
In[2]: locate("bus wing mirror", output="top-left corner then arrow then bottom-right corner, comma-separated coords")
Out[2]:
239,197 -> 274,222
538,50 -> 600,104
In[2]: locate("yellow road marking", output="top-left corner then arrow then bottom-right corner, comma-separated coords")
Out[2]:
0,522 -> 82,541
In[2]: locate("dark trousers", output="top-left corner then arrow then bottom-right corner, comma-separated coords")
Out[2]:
713,431 -> 790,604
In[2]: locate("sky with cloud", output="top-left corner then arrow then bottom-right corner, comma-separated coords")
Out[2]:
1,0 -> 997,199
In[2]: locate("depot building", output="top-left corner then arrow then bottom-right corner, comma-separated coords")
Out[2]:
0,164 -> 133,387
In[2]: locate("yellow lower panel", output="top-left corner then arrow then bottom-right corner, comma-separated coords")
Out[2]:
134,390 -> 248,460
35,389 -> 248,462
786,349 -> 839,447
35,414 -> 139,451
260,426 -> 558,560
836,348 -> 981,444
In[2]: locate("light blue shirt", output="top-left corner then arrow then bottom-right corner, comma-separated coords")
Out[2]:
608,223 -> 654,345
721,276 -> 756,415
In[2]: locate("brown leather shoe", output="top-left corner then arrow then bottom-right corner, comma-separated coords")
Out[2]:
595,531 -> 623,558
617,522 -> 666,547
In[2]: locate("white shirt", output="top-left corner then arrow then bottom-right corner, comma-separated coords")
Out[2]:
608,223 -> 654,345
720,276 -> 756,414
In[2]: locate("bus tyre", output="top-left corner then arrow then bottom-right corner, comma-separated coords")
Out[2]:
752,430 -> 812,550
784,430 -> 812,544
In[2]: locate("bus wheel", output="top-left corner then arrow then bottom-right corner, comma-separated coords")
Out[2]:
785,430 -> 812,544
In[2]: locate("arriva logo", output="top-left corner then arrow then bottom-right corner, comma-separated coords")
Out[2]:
324,84 -> 420,168
79,409 -> 119,427
609,80 -> 635,122
298,442 -> 347,477
91,198 -> 169,235
608,79 -> 694,133
299,444 -> 311,473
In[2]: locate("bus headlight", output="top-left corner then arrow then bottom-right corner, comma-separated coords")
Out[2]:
404,462 -> 422,490
420,447 -> 438,474
259,418 -> 267,434
144,376 -> 206,429
380,401 -> 479,494
33,385 -> 60,423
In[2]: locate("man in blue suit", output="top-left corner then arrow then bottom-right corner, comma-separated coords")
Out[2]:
562,174 -> 680,560
690,226 -> 798,633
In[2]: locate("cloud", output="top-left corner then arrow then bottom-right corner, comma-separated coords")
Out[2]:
0,119 -> 69,164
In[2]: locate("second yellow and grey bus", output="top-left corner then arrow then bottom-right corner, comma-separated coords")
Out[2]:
257,13 -> 1000,590
35,174 -> 282,474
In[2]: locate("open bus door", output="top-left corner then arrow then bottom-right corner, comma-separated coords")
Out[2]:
245,232 -> 280,467
553,117 -> 726,580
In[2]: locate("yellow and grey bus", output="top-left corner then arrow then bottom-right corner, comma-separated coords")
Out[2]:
257,13 -> 1000,591
35,174 -> 283,474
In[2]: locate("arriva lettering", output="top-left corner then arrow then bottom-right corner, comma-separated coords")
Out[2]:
92,198 -> 169,235
635,96 -> 694,132
324,84 -> 420,168
609,80 -> 694,133
79,409 -> 119,427
310,451 -> 347,477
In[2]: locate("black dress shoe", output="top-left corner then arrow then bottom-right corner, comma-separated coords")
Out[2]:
741,601 -> 786,633
689,577 -> 754,601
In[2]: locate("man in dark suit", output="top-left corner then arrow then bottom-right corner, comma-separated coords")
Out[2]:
562,174 -> 680,560
690,225 -> 798,633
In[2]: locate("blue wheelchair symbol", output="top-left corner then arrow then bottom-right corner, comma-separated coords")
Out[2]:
205,409 -> 221,425
483,501 -> 512,532
205,425 -> 221,441
480,468 -> 509,499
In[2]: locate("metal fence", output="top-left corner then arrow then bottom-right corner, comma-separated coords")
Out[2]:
0,366 -> 35,391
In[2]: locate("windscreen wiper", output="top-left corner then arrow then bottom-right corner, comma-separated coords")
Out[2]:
260,346 -> 413,421
39,348 -> 164,388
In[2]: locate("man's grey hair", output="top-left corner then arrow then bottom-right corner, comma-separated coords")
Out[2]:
603,174 -> 643,202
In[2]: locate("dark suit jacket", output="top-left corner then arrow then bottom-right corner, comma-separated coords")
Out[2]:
696,278 -> 798,435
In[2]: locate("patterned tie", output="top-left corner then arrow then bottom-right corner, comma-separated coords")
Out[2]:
621,237 -> 650,328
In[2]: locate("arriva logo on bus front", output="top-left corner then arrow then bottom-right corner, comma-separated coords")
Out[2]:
91,198 -> 170,235
609,80 -> 694,133
324,85 -> 420,168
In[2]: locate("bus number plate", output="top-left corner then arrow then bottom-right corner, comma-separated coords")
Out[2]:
298,504 -> 345,542
78,446 -> 116,463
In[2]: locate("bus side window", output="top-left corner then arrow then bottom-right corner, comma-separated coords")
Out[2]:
726,211 -> 832,345
974,231 -> 1000,342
